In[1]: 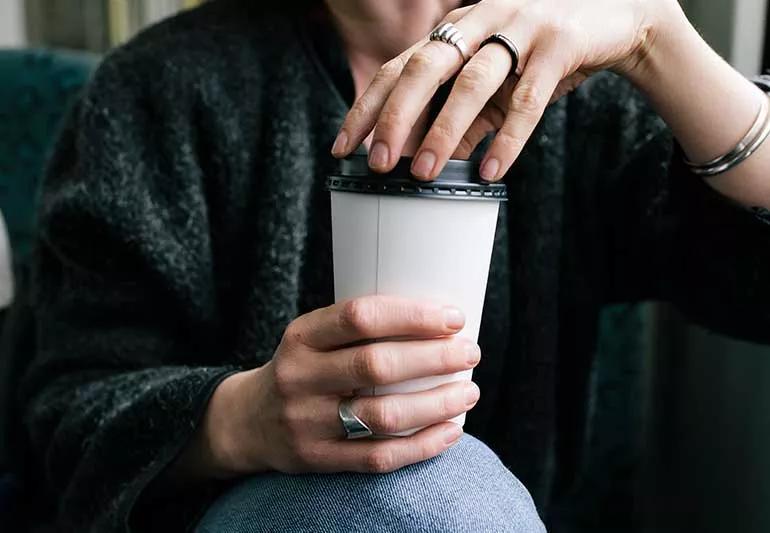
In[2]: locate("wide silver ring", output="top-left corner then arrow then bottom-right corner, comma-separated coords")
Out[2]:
429,22 -> 471,62
338,397 -> 373,439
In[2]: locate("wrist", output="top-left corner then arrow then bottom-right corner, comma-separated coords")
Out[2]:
617,2 -> 696,91
175,369 -> 267,481
204,368 -> 270,479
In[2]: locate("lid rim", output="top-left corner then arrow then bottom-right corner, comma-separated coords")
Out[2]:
327,154 -> 507,201
326,175 -> 508,201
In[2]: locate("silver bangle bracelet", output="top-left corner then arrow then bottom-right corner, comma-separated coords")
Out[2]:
694,102 -> 770,176
685,90 -> 770,177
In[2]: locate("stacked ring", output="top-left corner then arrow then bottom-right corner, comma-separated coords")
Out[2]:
429,22 -> 471,63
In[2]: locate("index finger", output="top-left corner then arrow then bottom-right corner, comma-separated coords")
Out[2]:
331,52 -> 413,158
289,295 -> 466,351
332,6 -> 475,159
368,11 -> 498,172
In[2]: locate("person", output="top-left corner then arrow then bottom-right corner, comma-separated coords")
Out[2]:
7,0 -> 770,530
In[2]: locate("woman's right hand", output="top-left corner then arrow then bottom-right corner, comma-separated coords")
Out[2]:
197,295 -> 482,478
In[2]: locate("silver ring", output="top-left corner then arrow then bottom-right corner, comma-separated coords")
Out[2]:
338,397 -> 373,439
429,22 -> 471,62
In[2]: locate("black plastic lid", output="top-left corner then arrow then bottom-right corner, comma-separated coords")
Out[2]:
326,154 -> 507,201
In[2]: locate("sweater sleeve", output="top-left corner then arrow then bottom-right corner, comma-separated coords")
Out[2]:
602,82 -> 770,343
19,52 -> 240,532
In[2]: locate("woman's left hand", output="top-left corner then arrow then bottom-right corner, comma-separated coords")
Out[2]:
331,0 -> 684,181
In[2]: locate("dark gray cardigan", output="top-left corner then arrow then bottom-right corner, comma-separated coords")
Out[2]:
11,1 -> 770,531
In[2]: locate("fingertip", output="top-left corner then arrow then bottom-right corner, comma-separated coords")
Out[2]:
479,157 -> 501,181
331,130 -> 349,158
410,149 -> 437,181
442,306 -> 465,330
368,140 -> 391,172
464,380 -> 480,406
463,339 -> 481,366
442,423 -> 464,446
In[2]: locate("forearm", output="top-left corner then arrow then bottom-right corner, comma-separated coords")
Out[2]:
625,2 -> 770,208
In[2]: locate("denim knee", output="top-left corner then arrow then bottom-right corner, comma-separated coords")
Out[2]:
197,433 -> 545,533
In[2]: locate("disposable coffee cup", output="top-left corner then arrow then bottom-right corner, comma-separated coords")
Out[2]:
326,154 -> 507,436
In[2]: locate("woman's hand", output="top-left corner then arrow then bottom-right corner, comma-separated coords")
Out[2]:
331,0 -> 681,181
187,295 -> 481,479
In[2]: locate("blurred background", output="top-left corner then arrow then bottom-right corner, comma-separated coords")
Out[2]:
0,1 -> 204,50
1,1 -> 770,532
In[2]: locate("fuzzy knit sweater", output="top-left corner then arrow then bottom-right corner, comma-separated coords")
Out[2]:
10,1 -> 770,531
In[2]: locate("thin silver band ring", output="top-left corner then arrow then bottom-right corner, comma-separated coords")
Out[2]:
429,22 -> 471,63
338,397 -> 374,439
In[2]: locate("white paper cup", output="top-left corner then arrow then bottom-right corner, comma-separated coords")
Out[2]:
327,155 -> 507,436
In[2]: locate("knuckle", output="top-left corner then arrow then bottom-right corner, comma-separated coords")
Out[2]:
406,304 -> 432,331
510,81 -> 544,114
541,17 -> 578,45
456,61 -> 493,93
281,319 -> 304,346
339,298 -> 377,336
527,4 -> 549,26
364,447 -> 395,474
351,344 -> 390,384
373,345 -> 396,384
377,57 -> 404,80
404,51 -> 434,77
558,20 -> 581,45
542,18 -> 566,40
368,398 -> 401,434
429,119 -> 457,143
377,107 -> 406,132
271,360 -> 297,397
496,129 -> 527,154
348,98 -> 371,122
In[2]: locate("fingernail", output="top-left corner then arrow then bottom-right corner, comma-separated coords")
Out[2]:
331,130 -> 348,156
411,150 -> 436,179
444,424 -> 463,446
465,342 -> 481,366
369,141 -> 390,169
464,382 -> 480,407
443,306 -> 465,329
480,157 -> 500,180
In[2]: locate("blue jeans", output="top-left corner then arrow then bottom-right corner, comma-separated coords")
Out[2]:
196,434 -> 546,532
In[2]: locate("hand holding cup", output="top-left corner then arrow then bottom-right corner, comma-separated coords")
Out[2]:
199,295 -> 481,477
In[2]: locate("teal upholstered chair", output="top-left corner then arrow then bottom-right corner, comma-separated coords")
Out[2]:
0,48 -> 98,269
0,48 -> 98,526
0,47 -> 652,532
